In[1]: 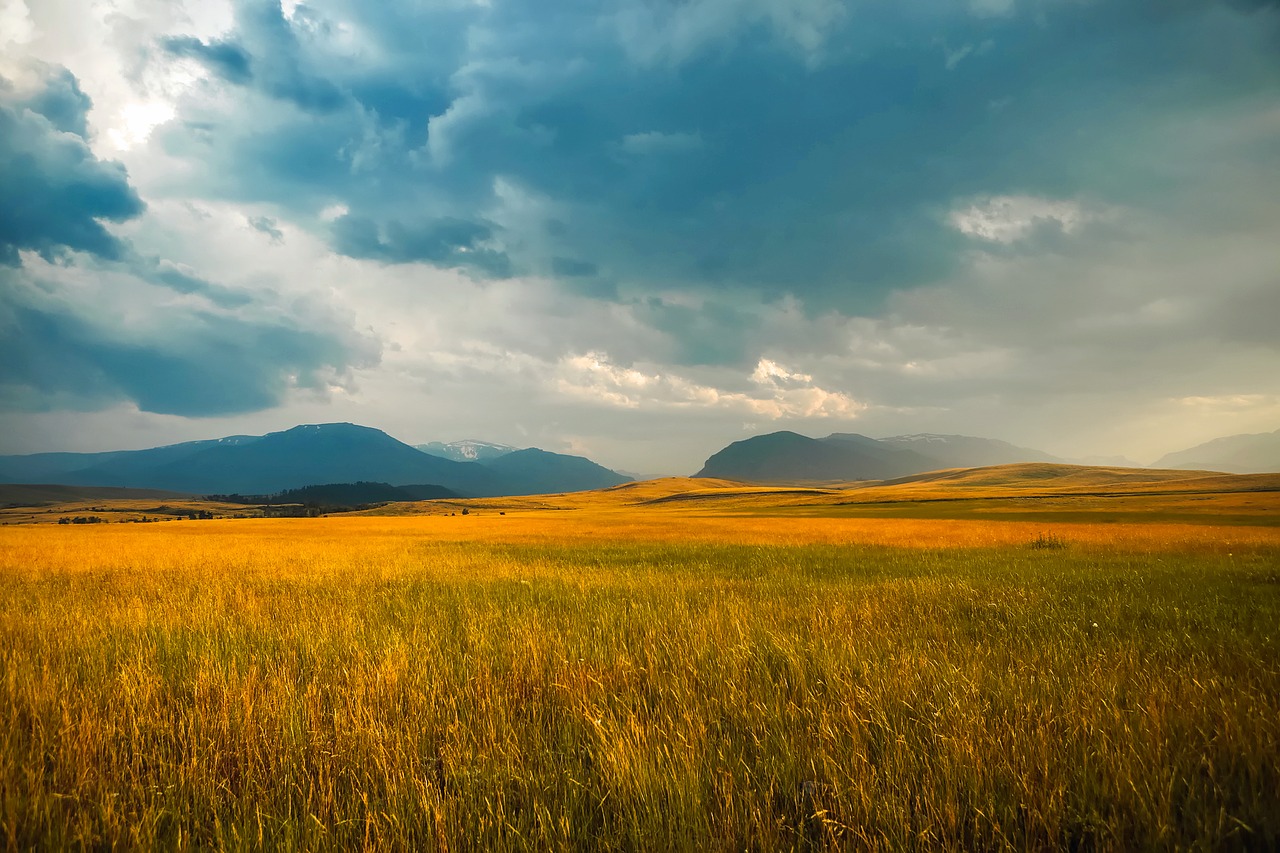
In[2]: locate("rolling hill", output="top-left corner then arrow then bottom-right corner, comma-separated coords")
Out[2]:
346,463 -> 1280,529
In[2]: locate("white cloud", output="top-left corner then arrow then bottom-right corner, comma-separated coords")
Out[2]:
948,195 -> 1100,243
554,353 -> 864,419
1174,394 -> 1279,412
0,0 -> 34,46
751,358 -> 812,387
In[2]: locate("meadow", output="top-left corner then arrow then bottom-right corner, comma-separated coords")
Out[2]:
2,480 -> 1279,850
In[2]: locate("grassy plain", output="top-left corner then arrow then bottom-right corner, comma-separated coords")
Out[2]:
1,469 -> 1278,850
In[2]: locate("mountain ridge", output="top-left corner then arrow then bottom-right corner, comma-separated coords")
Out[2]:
695,431 -> 1068,483
0,423 -> 629,498
416,440 -> 517,462
1153,428 -> 1280,474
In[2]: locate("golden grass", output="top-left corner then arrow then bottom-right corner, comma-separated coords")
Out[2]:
351,467 -> 1280,526
2,487 -> 1279,849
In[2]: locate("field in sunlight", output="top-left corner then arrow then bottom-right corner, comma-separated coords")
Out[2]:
2,489 -> 1279,849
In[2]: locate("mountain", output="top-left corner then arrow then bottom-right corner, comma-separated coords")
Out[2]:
81,424 -> 494,495
1152,429 -> 1280,473
694,431 -> 1062,483
0,435 -> 261,484
695,431 -> 933,482
0,424 -> 630,497
416,440 -> 517,462
877,433 -> 1063,468
480,448 -> 630,495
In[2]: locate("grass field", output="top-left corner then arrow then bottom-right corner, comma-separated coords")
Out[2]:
2,473 -> 1279,850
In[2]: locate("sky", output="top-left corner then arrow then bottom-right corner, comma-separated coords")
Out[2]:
1,0 -> 1278,475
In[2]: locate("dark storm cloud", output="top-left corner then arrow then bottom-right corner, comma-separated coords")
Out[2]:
160,35 -> 253,85
148,0 -> 1280,338
550,257 -> 598,278
0,286 -> 373,417
0,266 -> 380,417
160,5 -> 345,113
635,297 -> 762,368
330,213 -> 513,277
0,65 -> 144,264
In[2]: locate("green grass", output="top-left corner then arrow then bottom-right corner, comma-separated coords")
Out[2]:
2,536 -> 1278,850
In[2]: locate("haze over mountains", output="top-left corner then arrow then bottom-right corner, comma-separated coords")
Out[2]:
1151,429 -> 1280,474
0,424 -> 629,498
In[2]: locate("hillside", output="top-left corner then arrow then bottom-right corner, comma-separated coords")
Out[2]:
480,448 -> 631,495
1153,429 -> 1280,473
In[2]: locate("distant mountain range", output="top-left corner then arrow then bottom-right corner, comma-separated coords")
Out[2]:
695,427 -> 1280,483
694,431 -> 1064,482
0,423 -> 630,497
877,434 -> 1064,468
5,423 -> 1274,498
1152,428 -> 1280,474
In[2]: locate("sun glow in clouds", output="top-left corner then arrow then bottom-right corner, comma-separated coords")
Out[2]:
556,353 -> 864,419
107,100 -> 176,150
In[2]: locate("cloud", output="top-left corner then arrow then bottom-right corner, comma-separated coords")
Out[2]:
247,214 -> 284,242
550,256 -> 598,278
129,1 -> 1279,320
160,35 -> 253,85
0,61 -> 144,263
948,195 -> 1099,244
1174,394 -> 1279,413
0,0 -> 35,46
0,60 -> 383,419
0,256 -> 380,417
610,0 -> 847,67
619,130 -> 704,156
553,352 -> 863,420
329,213 -> 512,276
968,0 -> 1015,19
